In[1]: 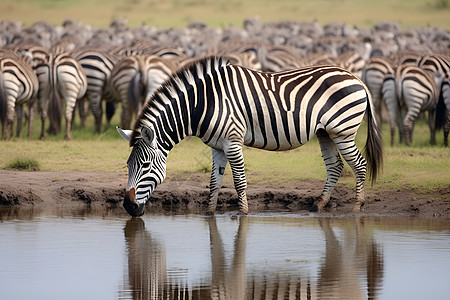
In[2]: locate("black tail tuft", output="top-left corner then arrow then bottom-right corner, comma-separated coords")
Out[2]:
364,94 -> 384,185
48,85 -> 62,134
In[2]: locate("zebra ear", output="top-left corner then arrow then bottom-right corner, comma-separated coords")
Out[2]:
116,126 -> 132,142
141,126 -> 156,146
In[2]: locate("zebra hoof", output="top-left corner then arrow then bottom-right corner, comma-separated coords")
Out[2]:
310,204 -> 322,212
351,202 -> 364,213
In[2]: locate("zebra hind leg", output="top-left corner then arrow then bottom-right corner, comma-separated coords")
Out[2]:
207,148 -> 228,214
311,130 -> 344,212
335,138 -> 367,212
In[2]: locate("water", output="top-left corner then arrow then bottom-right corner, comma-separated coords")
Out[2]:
1,208 -> 450,300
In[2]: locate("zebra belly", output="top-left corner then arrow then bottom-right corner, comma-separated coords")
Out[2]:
243,128 -> 304,151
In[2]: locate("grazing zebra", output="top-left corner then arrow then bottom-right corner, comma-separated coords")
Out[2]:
117,57 -> 383,217
108,54 -> 178,129
36,52 -> 88,140
382,65 -> 439,146
361,56 -> 397,124
0,50 -> 39,139
71,47 -> 119,132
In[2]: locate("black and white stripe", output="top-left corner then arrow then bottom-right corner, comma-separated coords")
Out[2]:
37,52 -> 87,140
361,56 -> 397,123
71,47 -> 119,132
117,57 -> 383,216
382,64 -> 439,146
0,49 -> 39,139
108,54 -> 177,129
441,74 -> 450,146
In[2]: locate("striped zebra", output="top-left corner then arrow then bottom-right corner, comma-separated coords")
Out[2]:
361,56 -> 397,124
0,50 -> 39,139
36,52 -> 88,140
108,54 -> 178,129
71,47 -> 120,132
382,64 -> 439,146
441,74 -> 450,146
117,57 -> 383,217
418,54 -> 450,146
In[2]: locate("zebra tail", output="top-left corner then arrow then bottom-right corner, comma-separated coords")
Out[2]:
48,83 -> 62,134
435,92 -> 446,131
364,88 -> 384,185
128,69 -> 143,114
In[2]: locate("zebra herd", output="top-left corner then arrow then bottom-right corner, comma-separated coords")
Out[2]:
0,18 -> 449,144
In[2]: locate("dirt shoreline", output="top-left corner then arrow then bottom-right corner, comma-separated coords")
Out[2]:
1,170 -> 449,218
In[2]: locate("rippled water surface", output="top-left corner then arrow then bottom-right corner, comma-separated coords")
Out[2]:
1,207 -> 449,300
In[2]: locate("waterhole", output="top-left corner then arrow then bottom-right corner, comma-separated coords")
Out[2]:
1,207 -> 449,300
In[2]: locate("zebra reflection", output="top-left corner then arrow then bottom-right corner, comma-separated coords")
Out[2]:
123,218 -> 167,300
208,216 -> 248,300
317,218 -> 384,300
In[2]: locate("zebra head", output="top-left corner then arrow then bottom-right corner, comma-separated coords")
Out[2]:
117,125 -> 167,217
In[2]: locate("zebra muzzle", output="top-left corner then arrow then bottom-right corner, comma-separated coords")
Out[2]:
124,188 -> 145,217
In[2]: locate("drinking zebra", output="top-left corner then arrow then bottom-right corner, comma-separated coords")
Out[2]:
0,50 -> 39,139
382,64 -> 439,146
117,56 -> 383,217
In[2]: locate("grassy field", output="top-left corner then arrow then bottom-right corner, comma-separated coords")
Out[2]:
1,0 -> 449,29
0,109 -> 449,195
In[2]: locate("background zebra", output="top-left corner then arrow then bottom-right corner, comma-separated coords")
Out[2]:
0,49 -> 39,139
117,56 -> 383,217
71,47 -> 120,133
36,52 -> 88,140
382,64 -> 439,146
108,54 -> 178,130
361,56 -> 397,125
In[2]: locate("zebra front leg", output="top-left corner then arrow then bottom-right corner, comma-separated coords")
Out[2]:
311,130 -> 344,212
225,143 -> 248,215
207,148 -> 228,214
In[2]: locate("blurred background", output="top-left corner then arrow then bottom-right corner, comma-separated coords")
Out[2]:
1,0 -> 449,29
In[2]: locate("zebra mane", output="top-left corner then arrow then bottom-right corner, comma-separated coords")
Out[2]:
130,56 -> 229,146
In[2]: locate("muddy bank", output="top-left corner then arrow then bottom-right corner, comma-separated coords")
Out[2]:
0,170 -> 449,218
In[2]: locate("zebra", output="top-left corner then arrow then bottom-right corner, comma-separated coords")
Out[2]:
117,56 -> 383,217
382,64 -> 439,146
70,47 -> 120,132
441,74 -> 450,146
361,56 -> 397,124
36,52 -> 88,140
108,54 -> 178,130
418,54 -> 450,146
0,49 -> 39,139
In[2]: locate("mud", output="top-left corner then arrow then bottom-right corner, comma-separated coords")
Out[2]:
1,170 -> 449,218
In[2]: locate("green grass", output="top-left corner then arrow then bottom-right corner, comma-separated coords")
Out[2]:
1,106 -> 449,194
1,0 -> 449,29
5,157 -> 40,171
